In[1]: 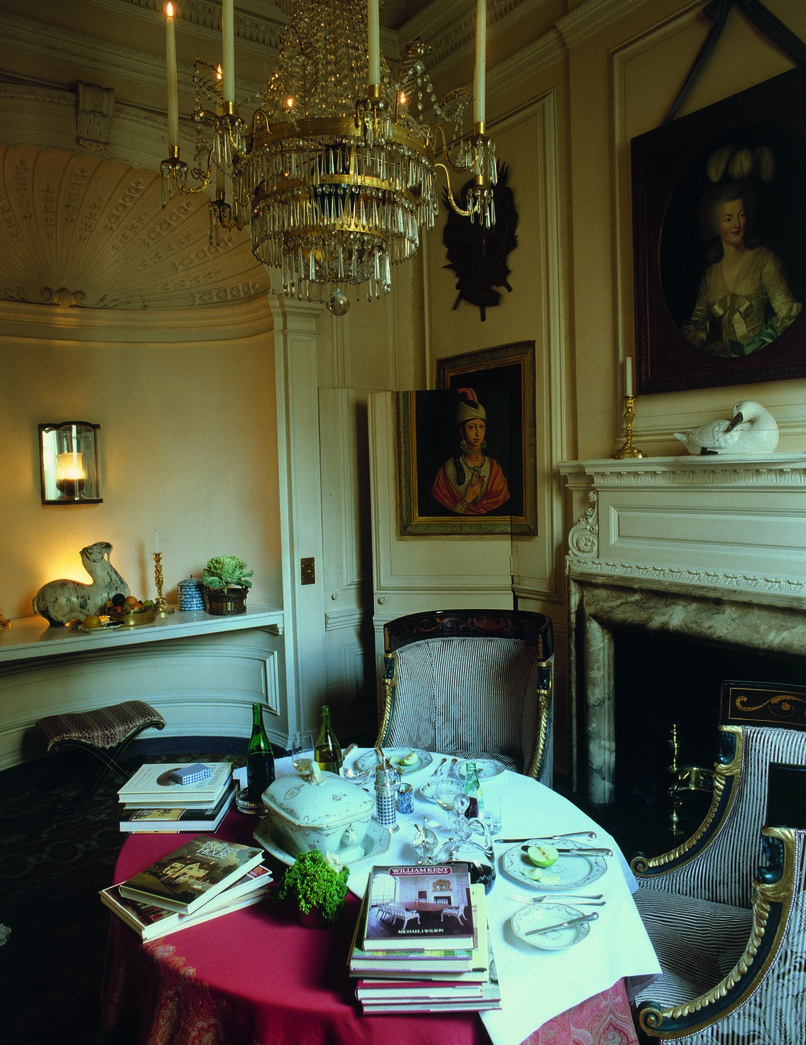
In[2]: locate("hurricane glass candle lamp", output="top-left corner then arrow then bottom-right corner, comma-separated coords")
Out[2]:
39,423 -> 102,504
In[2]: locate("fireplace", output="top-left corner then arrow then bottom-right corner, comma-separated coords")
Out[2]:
560,455 -> 806,806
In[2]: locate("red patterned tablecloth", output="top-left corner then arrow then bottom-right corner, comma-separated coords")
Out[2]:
100,813 -> 639,1045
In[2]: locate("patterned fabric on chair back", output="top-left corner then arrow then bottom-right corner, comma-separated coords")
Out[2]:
380,610 -> 554,780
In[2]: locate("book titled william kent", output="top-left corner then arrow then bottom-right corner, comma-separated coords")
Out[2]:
363,863 -> 475,951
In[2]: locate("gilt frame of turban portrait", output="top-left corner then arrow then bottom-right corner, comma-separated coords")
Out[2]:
632,65 -> 806,395
396,340 -> 536,537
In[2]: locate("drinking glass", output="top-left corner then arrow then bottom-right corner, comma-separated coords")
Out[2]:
478,792 -> 502,836
434,761 -> 463,814
291,730 -> 314,777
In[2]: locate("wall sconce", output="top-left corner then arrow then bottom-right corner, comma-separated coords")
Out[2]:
39,422 -> 102,504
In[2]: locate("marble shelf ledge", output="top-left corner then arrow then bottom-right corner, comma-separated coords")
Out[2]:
0,604 -> 284,665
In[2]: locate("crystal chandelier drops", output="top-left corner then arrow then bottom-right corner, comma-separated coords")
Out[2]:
160,0 -> 497,315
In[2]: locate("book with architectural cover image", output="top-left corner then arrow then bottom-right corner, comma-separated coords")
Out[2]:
118,762 -> 232,806
363,863 -> 475,951
119,782 -> 236,833
118,837 -> 264,914
101,864 -> 272,941
350,884 -> 488,978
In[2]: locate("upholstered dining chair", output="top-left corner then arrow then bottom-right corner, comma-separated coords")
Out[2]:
376,609 -> 554,783
629,680 -> 806,1042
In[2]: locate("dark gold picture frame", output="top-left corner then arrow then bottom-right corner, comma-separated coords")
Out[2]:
632,66 -> 806,395
397,341 -> 536,536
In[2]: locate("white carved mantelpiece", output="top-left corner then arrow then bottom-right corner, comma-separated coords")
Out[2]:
558,455 -> 806,804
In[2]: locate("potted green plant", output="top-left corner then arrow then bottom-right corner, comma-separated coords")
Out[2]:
202,555 -> 254,616
276,849 -> 350,927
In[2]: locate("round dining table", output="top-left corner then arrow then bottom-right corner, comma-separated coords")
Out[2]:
99,752 -> 658,1045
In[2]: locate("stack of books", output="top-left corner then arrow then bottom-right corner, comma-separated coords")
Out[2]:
117,761 -> 236,833
348,862 -> 501,1015
101,836 -> 271,940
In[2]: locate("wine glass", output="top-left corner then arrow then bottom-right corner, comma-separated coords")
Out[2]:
434,760 -> 463,814
411,820 -> 440,864
292,730 -> 314,778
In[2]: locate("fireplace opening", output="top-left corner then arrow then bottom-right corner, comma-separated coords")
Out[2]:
614,629 -> 806,826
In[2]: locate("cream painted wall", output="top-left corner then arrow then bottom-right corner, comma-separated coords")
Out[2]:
0,301 -> 282,620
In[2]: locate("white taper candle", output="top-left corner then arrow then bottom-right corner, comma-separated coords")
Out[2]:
368,0 -> 380,86
474,0 -> 486,125
166,4 -> 179,148
222,0 -> 235,104
625,357 -> 634,397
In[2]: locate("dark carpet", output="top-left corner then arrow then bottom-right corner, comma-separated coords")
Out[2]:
0,745 -> 702,1045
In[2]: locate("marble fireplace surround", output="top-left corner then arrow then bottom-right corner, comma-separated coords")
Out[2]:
559,455 -> 806,805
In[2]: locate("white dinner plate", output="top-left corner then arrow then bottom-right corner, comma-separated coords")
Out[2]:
502,838 -> 607,891
355,748 -> 433,776
510,902 -> 591,951
253,816 -> 390,868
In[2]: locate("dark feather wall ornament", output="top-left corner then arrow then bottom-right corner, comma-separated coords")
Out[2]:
442,162 -> 518,320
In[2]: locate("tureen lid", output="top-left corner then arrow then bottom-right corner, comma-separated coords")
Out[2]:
262,766 -> 373,828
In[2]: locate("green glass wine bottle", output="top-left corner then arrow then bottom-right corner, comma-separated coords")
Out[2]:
463,760 -> 483,819
246,702 -> 275,802
313,705 -> 343,774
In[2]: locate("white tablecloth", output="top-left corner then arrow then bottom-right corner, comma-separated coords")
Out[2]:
269,753 -> 660,1045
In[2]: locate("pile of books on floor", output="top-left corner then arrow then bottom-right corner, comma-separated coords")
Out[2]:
101,836 -> 271,941
117,761 -> 236,833
348,862 -> 501,1015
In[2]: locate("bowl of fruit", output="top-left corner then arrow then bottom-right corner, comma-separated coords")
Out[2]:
103,593 -> 157,626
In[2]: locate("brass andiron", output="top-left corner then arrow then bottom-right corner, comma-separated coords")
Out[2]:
614,395 -> 646,459
667,723 -> 714,837
153,553 -> 174,616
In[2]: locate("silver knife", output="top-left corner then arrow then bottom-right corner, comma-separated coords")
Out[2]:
526,911 -> 599,936
495,832 -> 597,843
520,844 -> 612,857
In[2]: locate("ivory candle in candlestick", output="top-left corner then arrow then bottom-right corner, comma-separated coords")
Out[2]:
165,4 -> 179,148
474,0 -> 486,125
625,357 -> 634,397
155,530 -> 160,554
368,0 -> 380,86
222,0 -> 235,104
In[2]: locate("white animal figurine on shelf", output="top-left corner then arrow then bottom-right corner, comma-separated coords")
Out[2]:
33,541 -> 130,626
674,401 -> 779,456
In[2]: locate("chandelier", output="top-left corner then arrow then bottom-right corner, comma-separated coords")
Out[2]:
160,0 -> 497,315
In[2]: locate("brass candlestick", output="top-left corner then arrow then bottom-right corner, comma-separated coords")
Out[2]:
153,553 -> 174,616
614,394 -> 645,459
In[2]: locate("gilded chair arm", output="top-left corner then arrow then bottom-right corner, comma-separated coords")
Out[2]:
525,658 -> 552,779
375,649 -> 398,749
637,826 -> 799,1039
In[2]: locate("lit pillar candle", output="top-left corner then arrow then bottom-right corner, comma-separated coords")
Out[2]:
222,0 -> 235,104
625,357 -> 634,397
474,0 -> 486,125
165,3 -> 179,149
368,0 -> 380,87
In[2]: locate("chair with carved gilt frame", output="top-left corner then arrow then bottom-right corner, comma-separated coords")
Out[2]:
630,680 -> 806,1041
376,609 -> 554,783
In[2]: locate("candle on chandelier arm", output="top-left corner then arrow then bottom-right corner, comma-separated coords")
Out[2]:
368,0 -> 380,87
222,0 -> 235,104
165,4 -> 179,149
625,357 -> 634,397
474,0 -> 486,125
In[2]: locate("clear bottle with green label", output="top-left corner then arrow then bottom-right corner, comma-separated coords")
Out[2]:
314,705 -> 343,774
463,760 -> 483,819
246,702 -> 275,802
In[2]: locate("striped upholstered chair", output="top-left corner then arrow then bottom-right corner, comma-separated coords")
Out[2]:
376,609 -> 554,783
630,680 -> 806,1042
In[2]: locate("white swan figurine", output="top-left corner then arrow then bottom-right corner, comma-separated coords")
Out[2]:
674,401 -> 779,456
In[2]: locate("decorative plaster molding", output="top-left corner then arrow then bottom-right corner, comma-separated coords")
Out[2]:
566,556 -> 806,599
568,491 -> 599,559
75,81 -> 115,151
